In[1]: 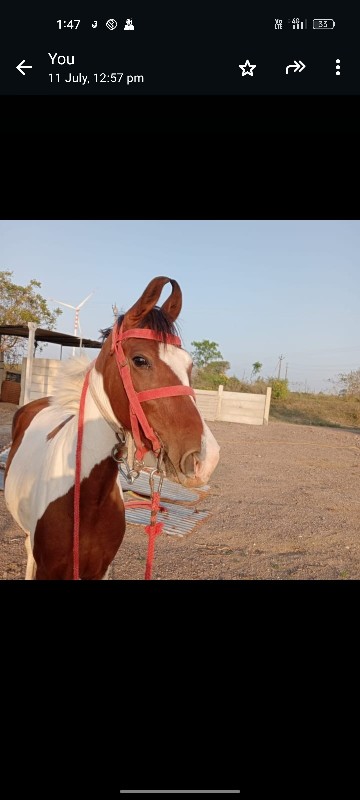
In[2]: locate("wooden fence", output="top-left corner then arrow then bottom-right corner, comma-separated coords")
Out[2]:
18,358 -> 272,426
195,385 -> 271,425
19,358 -> 64,406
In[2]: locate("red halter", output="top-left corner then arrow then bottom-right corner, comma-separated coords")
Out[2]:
110,322 -> 195,462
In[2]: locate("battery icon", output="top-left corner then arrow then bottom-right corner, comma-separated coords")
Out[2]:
313,19 -> 335,29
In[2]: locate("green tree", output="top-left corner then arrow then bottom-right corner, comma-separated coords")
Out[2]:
251,361 -> 263,381
191,339 -> 223,368
0,270 -> 62,364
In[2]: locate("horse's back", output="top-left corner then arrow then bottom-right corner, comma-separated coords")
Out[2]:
11,397 -> 51,442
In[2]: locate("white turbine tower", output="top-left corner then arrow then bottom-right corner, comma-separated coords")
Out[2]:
49,292 -> 94,356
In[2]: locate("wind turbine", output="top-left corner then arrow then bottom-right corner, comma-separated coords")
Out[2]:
49,292 -> 94,355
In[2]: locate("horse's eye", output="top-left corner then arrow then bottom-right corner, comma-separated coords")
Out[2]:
132,356 -> 151,369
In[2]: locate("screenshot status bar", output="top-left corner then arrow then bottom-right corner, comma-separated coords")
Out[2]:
0,14 -> 359,95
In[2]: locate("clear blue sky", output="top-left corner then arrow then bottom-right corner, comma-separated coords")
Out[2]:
1,219 -> 359,392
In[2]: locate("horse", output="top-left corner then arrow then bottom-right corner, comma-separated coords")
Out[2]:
4,276 -> 220,580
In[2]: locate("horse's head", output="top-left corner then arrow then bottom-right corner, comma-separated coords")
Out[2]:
95,276 -> 220,488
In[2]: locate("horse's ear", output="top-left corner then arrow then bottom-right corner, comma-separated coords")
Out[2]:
160,279 -> 182,321
122,276 -> 182,329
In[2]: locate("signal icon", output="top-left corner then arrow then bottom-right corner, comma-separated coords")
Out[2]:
288,18 -> 307,30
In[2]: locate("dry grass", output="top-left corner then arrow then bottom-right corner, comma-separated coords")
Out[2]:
270,392 -> 360,430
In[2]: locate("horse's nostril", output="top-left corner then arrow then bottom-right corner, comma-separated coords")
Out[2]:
180,451 -> 197,477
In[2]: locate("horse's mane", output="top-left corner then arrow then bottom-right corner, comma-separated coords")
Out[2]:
49,355 -> 91,412
101,306 -> 181,342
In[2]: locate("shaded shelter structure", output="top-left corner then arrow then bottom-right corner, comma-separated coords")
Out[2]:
0,322 -> 102,404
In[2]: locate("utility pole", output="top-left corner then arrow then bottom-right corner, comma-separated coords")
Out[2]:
285,362 -> 288,380
277,354 -> 285,379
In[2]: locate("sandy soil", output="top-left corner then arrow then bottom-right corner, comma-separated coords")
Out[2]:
1,402 -> 359,580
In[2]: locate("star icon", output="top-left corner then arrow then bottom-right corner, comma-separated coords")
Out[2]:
239,59 -> 257,76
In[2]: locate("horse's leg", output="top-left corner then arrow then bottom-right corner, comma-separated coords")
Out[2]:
25,533 -> 36,580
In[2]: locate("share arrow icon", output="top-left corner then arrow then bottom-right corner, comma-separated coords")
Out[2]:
286,60 -> 306,74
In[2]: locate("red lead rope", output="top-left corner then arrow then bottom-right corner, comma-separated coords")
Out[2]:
144,491 -> 164,580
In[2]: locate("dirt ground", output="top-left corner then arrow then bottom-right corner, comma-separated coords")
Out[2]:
1,401 -> 359,580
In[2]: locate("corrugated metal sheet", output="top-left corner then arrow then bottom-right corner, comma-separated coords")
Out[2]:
119,470 -> 210,504
123,496 -> 209,537
121,470 -> 211,536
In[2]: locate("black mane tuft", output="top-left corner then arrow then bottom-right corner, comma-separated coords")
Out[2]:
100,306 -> 181,344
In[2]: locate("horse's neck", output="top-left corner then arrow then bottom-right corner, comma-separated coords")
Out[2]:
88,366 -> 125,435
79,382 -> 127,503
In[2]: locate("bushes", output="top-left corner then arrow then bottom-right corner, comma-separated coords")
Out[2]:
267,378 -> 289,400
223,376 -> 288,399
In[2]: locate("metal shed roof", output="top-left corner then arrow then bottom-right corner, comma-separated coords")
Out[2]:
0,325 -> 102,349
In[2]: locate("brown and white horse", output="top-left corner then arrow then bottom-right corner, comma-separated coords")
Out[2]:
4,276 -> 220,580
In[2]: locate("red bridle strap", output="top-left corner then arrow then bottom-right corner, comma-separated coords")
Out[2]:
136,385 -> 195,403
111,323 -> 195,461
113,328 -> 182,348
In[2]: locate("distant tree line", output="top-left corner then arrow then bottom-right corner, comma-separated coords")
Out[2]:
190,339 -> 289,399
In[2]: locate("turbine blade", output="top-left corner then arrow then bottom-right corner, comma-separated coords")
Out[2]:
50,300 -> 76,310
77,292 -> 94,309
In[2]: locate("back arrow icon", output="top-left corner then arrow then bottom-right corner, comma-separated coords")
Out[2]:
16,60 -> 33,76
286,60 -> 306,74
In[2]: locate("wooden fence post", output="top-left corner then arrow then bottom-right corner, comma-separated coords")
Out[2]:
215,384 -> 224,420
263,387 -> 272,424
23,323 -> 37,405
